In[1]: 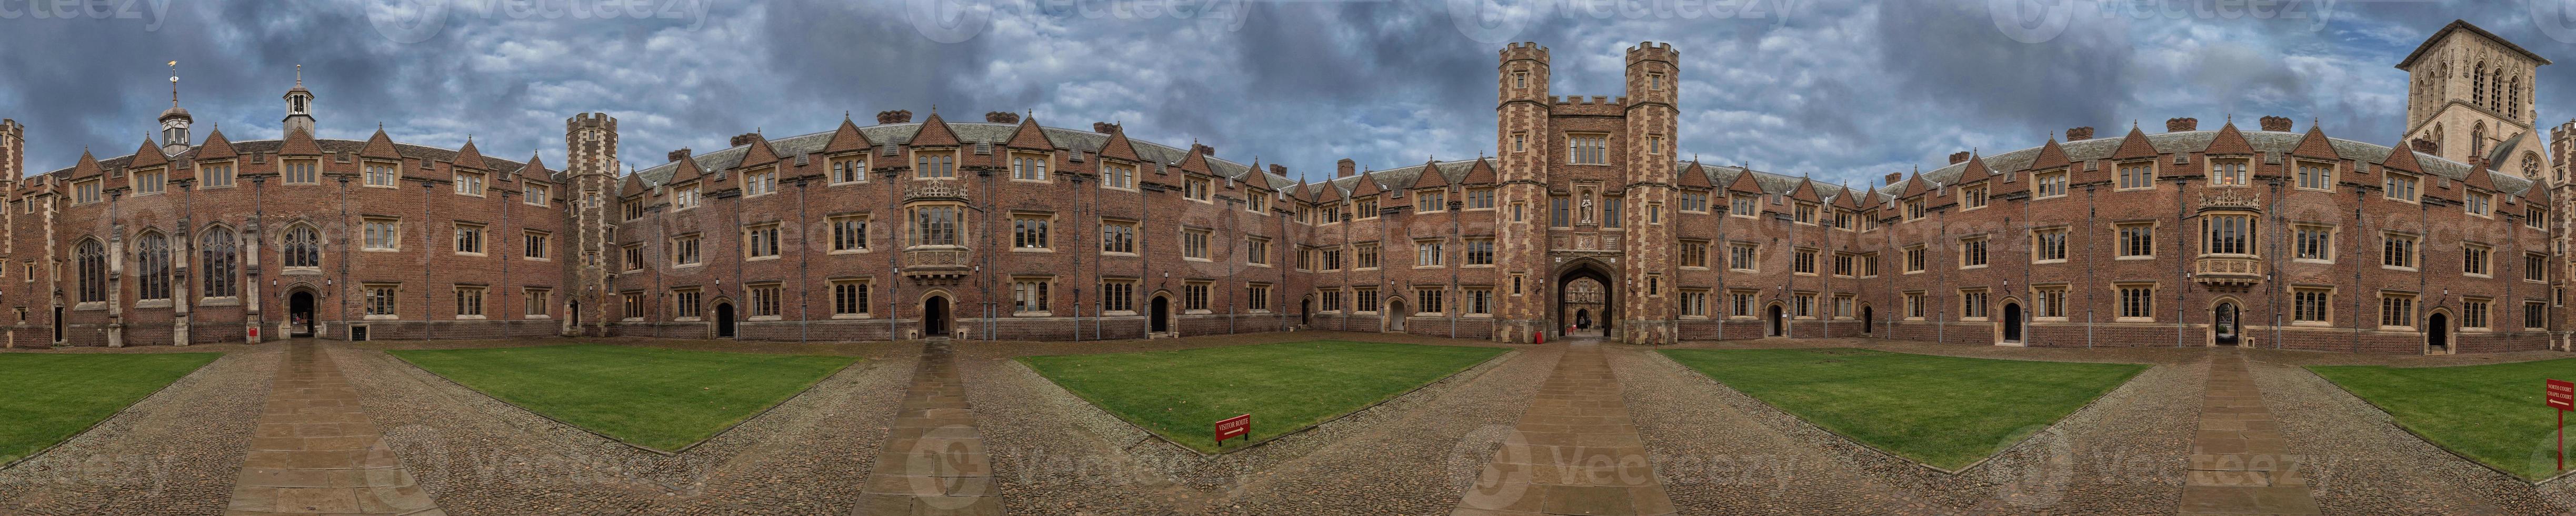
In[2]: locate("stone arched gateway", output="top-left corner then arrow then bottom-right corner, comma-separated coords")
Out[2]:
1554,259 -> 1615,339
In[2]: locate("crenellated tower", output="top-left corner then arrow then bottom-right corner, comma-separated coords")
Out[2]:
1492,42 -> 1553,342
566,113 -> 618,336
1619,41 -> 1679,344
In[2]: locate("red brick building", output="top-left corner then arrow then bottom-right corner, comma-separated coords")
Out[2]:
6,24 -> 2570,354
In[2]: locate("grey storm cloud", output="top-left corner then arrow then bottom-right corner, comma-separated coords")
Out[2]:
0,0 -> 2569,190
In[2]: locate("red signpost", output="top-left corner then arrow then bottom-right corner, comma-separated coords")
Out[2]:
2549,379 -> 2572,471
1214,414 -> 1251,446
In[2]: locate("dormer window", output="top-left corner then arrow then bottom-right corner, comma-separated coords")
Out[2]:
73,178 -> 100,204
831,156 -> 866,184
363,161 -> 397,187
673,182 -> 701,210
1186,177 -> 1211,202
2211,158 -> 2249,186
200,162 -> 235,187
1010,153 -> 1049,182
134,168 -> 165,195
744,167 -> 777,197
914,150 -> 956,178
283,159 -> 317,184
524,183 -> 550,207
454,170 -> 486,196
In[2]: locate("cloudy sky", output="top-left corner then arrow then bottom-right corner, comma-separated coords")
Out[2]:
1,0 -> 2570,189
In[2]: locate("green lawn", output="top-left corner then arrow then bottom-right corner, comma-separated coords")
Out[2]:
387,344 -> 858,451
1020,340 -> 1507,453
2309,358 -> 2576,480
0,352 -> 221,465
1660,348 -> 2146,470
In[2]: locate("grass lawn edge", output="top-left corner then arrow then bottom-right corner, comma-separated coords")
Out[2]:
1653,348 -> 2149,473
382,346 -> 867,455
1020,346 -> 1518,455
2298,364 -> 2575,484
0,352 -> 224,470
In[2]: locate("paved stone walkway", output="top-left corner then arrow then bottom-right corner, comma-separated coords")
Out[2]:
2179,349 -> 2319,515
857,340 -> 1004,515
1453,338 -> 1675,516
226,340 -> 443,515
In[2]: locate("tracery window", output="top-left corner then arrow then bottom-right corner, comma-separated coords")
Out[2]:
202,227 -> 238,298
76,239 -> 105,303
137,233 -> 169,301
283,225 -> 322,269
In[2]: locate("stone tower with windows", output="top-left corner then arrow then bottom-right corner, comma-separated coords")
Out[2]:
2399,20 -> 2550,179
1618,42 -> 1680,345
565,113 -> 618,335
1492,43 -> 1552,343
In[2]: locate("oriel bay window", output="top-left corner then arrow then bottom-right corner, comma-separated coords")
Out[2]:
2202,215 -> 2254,255
910,205 -> 964,247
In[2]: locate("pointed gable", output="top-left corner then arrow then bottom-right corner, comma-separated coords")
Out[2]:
1833,185 -> 1861,209
665,153 -> 706,185
127,138 -> 168,169
197,126 -> 237,160
2110,125 -> 2159,161
1288,178 -> 1311,202
907,112 -> 962,147
1175,144 -> 1213,175
516,152 -> 548,182
821,117 -> 875,154
619,173 -> 647,197
70,150 -> 102,179
1676,162 -> 1711,188
451,138 -> 489,172
1315,178 -> 1345,202
1004,116 -> 1055,151
2380,140 -> 2424,173
280,127 -> 323,156
1722,168 -> 1763,194
1461,158 -> 1500,185
1096,126 -> 1142,162
736,135 -> 782,170
1240,162 -> 1274,191
2203,121 -> 2254,155
2290,125 -> 2340,160
1349,172 -> 1382,199
1898,171 -> 1930,199
2463,163 -> 2497,192
1789,176 -> 1821,202
1410,161 -> 1451,190
1959,153 -> 1993,178
360,128 -> 401,160
2028,138 -> 2071,171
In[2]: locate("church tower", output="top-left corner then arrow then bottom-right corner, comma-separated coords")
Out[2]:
1492,42 -> 1552,343
1619,41 -> 1679,345
2397,20 -> 2550,180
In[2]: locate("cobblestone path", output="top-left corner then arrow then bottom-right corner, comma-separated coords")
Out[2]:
225,340 -> 443,515
1452,338 -> 1675,515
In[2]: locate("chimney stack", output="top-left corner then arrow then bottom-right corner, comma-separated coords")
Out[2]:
1884,172 -> 1902,185
985,111 -> 1020,124
2259,116 -> 2292,132
2065,126 -> 2094,141
2411,137 -> 2439,155
1337,158 -> 1356,177
1270,164 -> 1287,176
876,110 -> 914,125
1195,144 -> 1216,156
1949,151 -> 1970,164
668,148 -> 692,163
1093,122 -> 1120,134
730,132 -> 762,147
2167,117 -> 2198,132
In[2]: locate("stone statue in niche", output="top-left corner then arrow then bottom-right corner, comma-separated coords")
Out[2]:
1578,192 -> 1594,224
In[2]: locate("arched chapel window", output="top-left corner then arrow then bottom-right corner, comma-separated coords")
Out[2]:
137,232 -> 169,301
76,239 -> 105,303
202,227 -> 237,298
283,225 -> 321,268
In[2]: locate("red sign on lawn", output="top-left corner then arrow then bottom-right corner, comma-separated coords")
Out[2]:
2550,379 -> 2573,411
1214,414 -> 1251,445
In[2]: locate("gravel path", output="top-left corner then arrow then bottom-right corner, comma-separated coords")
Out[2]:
1618,338 -> 2206,515
330,340 -> 918,515
0,344 -> 278,515
2244,349 -> 2576,515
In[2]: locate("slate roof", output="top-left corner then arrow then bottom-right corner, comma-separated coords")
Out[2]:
1303,159 -> 1855,204
628,122 -> 1287,188
42,138 -> 550,179
1874,129 -> 2533,199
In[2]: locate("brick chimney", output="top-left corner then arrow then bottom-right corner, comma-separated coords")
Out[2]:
2259,116 -> 2292,132
1949,151 -> 1970,164
729,132 -> 762,147
2065,126 -> 2094,141
667,148 -> 692,163
1337,158 -> 1356,177
1093,122 -> 1121,134
2166,117 -> 2198,132
1270,164 -> 1287,176
1884,172 -> 1903,185
2411,137 -> 2439,154
876,110 -> 914,124
1195,144 -> 1216,156
985,111 -> 1020,124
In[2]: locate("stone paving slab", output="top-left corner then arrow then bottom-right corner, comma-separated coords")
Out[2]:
856,341 -> 1004,515
1453,339 -> 1675,516
2177,350 -> 2318,515
224,341 -> 442,515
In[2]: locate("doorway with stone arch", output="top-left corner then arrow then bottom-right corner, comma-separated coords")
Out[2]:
1555,259 -> 1614,339
922,294 -> 952,338
288,289 -> 318,338
712,299 -> 737,339
1383,295 -> 1408,333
